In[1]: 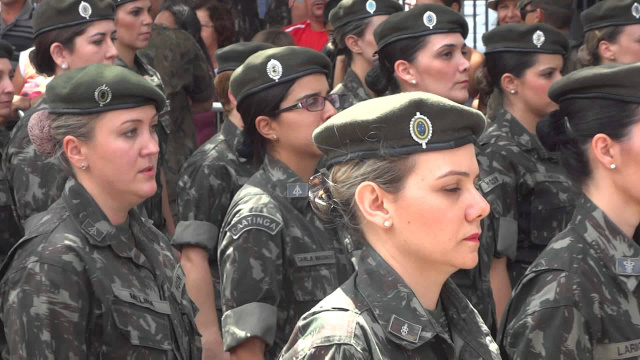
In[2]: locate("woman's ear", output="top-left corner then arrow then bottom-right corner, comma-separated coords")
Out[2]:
394,59 -> 416,85
591,133 -> 618,170
354,181 -> 392,229
63,135 -> 87,170
255,115 -> 278,141
345,34 -> 363,55
50,42 -> 69,69
599,40 -> 617,62
500,72 -> 518,95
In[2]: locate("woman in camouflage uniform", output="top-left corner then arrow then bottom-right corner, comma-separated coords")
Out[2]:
500,62 -> 640,360
0,64 -> 199,360
217,46 -> 354,359
328,0 -> 402,111
280,92 -> 500,359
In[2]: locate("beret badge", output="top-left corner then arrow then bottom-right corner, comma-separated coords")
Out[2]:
267,59 -> 283,82
94,84 -> 112,107
79,1 -> 92,20
532,30 -> 545,48
409,112 -> 433,149
423,11 -> 437,29
366,0 -> 377,14
633,2 -> 640,19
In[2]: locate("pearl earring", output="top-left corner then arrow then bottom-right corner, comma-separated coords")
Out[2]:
610,164 -> 616,169
80,163 -> 87,170
61,64 -> 68,70
383,220 -> 391,228
410,80 -> 417,85
272,135 -> 277,140
510,89 -> 516,94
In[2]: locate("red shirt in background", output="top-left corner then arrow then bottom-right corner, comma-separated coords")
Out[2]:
283,20 -> 328,52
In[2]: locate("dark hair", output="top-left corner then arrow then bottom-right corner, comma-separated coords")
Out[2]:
214,71 -> 232,114
235,80 -> 296,161
537,99 -> 640,187
332,18 -> 370,67
251,29 -> 295,46
475,52 -> 537,99
579,26 -> 625,67
532,0 -> 573,30
31,23 -> 92,76
161,2 -> 213,68
442,0 -> 462,10
364,36 -> 429,96
192,0 -> 236,48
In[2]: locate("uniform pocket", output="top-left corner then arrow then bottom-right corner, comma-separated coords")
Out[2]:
291,251 -> 339,302
529,173 -> 574,246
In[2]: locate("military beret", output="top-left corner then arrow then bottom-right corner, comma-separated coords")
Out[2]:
33,0 -> 115,37
112,0 -> 137,6
549,62 -> 640,104
483,23 -> 569,55
329,0 -> 403,31
0,41 -> 14,60
581,0 -> 640,32
230,46 -> 331,104
314,92 -> 486,167
46,64 -> 166,115
374,4 -> 469,51
215,42 -> 275,74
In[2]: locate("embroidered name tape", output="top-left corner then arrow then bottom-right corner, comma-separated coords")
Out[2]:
112,286 -> 172,314
226,213 -> 283,239
595,339 -> 640,360
294,251 -> 336,267
478,173 -> 503,193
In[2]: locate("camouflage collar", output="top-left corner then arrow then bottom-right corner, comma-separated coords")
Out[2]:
262,154 -> 310,212
342,68 -> 372,102
491,109 -> 550,157
220,120 -> 246,162
575,195 -> 640,290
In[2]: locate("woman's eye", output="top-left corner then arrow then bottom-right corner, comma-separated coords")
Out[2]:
124,128 -> 137,137
150,124 -> 159,133
444,186 -> 461,193
92,40 -> 103,46
442,52 -> 453,59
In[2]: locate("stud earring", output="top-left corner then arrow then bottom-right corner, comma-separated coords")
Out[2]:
61,64 -> 68,70
610,163 -> 616,169
80,163 -> 87,170
272,134 -> 278,140
410,80 -> 417,85
383,220 -> 391,228
510,89 -> 516,94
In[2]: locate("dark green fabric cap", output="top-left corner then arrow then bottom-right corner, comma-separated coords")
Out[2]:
374,4 -> 469,51
483,23 -> 569,55
215,42 -> 275,74
33,0 -> 115,37
113,0 -> 137,7
314,92 -> 486,167
549,62 -> 640,103
581,0 -> 640,32
230,46 -> 331,104
0,41 -> 14,60
46,64 -> 167,115
329,0 -> 403,30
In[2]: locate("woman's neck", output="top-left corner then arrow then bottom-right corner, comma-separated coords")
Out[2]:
350,57 -> 375,97
268,147 -> 319,183
585,178 -> 640,238
228,108 -> 243,129
77,175 -> 132,225
504,99 -> 540,134
116,43 -> 136,68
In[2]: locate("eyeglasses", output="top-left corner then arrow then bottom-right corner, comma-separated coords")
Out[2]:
200,23 -> 215,29
271,94 -> 341,116
520,7 -> 537,20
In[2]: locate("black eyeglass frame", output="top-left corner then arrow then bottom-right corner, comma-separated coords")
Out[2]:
270,93 -> 342,116
520,6 -> 537,20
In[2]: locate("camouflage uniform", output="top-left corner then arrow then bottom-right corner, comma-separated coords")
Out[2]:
218,154 -> 355,358
477,108 -> 578,284
0,178 -> 200,359
173,120 -> 260,323
331,68 -> 372,111
116,54 -> 171,231
0,126 -> 22,262
499,194 -> 640,359
279,245 -> 502,359
138,24 -> 215,221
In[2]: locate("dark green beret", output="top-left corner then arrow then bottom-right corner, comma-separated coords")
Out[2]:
215,42 -> 275,74
374,4 -> 468,51
113,0 -> 136,7
0,41 -> 14,60
33,0 -> 115,37
483,23 -> 569,55
329,0 -> 403,31
230,46 -> 331,104
46,64 -> 167,115
581,0 -> 640,32
549,62 -> 640,104
314,92 -> 486,167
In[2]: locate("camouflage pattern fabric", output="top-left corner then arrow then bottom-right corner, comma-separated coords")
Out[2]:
0,126 -> 22,263
139,24 -> 215,221
279,245 -> 502,359
477,108 -> 579,284
218,154 -> 354,359
499,194 -> 640,359
331,68 -> 372,111
0,178 -> 200,359
173,120 -> 260,323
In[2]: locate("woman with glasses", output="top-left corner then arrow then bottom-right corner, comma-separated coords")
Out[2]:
217,46 -> 354,360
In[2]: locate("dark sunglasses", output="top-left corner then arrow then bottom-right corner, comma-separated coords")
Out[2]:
520,7 -> 537,20
271,93 -> 342,116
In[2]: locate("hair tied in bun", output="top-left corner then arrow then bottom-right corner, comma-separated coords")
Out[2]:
28,110 -> 57,157
309,171 -> 338,221
563,116 -> 576,138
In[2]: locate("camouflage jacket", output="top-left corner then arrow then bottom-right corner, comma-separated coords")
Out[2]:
0,127 -> 22,263
331,68 -> 372,111
279,245 -> 502,359
0,178 -> 200,359
499,195 -> 640,360
218,154 -> 355,359
477,109 -> 578,284
173,120 -> 260,320
139,24 -> 215,219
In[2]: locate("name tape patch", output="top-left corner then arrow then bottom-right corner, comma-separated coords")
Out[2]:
294,251 -> 336,267
595,339 -> 640,360
478,173 -> 503,193
112,286 -> 171,314
226,213 -> 283,239
532,172 -> 569,184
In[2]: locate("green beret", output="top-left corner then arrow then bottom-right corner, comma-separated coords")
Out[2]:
33,0 -> 115,37
483,23 -> 569,55
0,41 -> 14,60
329,0 -> 403,31
581,0 -> 640,32
46,64 -> 167,115
548,63 -> 640,104
374,4 -> 468,51
230,46 -> 331,104
314,92 -> 486,167
113,0 -> 136,6
215,42 -> 275,74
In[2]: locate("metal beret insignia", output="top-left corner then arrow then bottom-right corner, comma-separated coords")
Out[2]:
266,59 -> 283,82
409,112 -> 433,149
423,11 -> 437,29
366,0 -> 377,14
532,30 -> 545,48
79,1 -> 92,20
94,84 -> 112,107
633,2 -> 640,19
